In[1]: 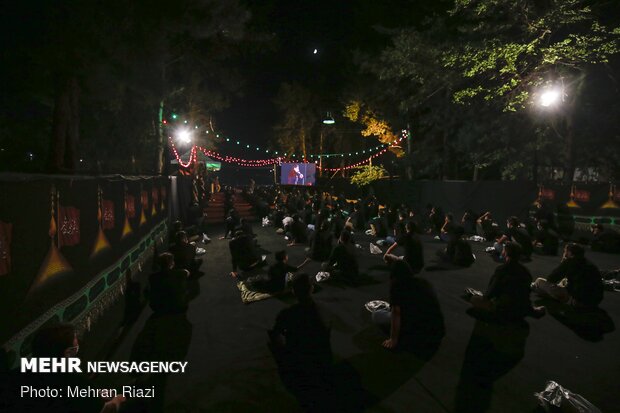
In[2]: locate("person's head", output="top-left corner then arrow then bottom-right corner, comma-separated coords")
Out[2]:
157,252 -> 175,270
591,224 -> 604,235
339,229 -> 351,245
172,220 -> 183,232
291,273 -> 313,302
275,250 -> 288,263
175,231 -> 188,245
502,242 -> 521,262
405,221 -> 416,234
564,243 -> 585,259
32,324 -> 78,358
507,216 -> 520,228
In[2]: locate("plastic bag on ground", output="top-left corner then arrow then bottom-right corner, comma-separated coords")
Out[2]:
316,271 -> 331,283
534,381 -> 601,413
467,235 -> 485,242
365,300 -> 390,313
370,243 -> 382,255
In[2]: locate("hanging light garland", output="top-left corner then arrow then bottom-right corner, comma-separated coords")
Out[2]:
168,128 -> 410,170
162,112 -> 404,159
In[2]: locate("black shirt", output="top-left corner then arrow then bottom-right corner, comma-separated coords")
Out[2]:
266,261 -> 298,292
506,227 -> 533,257
148,269 -> 188,314
273,301 -> 332,364
485,261 -> 533,320
547,257 -> 603,306
446,239 -> 475,267
396,233 -> 424,273
169,242 -> 197,271
229,235 -> 259,271
328,244 -> 359,278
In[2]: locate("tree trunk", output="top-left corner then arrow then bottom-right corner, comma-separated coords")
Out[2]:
441,130 -> 450,180
157,100 -> 165,174
563,115 -> 575,183
49,77 -> 80,173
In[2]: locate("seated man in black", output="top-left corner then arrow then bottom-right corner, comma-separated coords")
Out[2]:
533,243 -> 604,308
169,231 -> 202,274
476,211 -> 499,241
492,217 -> 533,261
221,207 -> 240,239
324,230 -> 359,281
533,219 -> 559,256
237,218 -> 255,238
590,224 -> 620,254
436,226 -> 475,268
229,230 -> 265,276
372,258 -> 445,353
308,220 -> 333,262
242,250 -> 309,293
465,243 -> 544,321
148,253 -> 189,315
383,221 -> 424,274
269,273 -> 333,411
286,214 -> 308,246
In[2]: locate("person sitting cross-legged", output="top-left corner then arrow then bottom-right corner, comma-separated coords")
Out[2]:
435,226 -> 475,268
490,216 -> 533,261
268,273 -> 334,412
383,221 -> 424,274
229,230 -> 266,277
169,231 -> 202,274
323,229 -> 359,282
532,243 -> 604,308
148,253 -> 190,316
465,243 -> 545,321
236,250 -> 309,294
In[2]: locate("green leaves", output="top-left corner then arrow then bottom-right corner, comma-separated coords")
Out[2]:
350,165 -> 388,187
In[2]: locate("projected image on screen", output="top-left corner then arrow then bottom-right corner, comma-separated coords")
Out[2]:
280,163 -> 316,186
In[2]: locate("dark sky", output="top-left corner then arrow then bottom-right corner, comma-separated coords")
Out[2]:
217,0 -> 449,149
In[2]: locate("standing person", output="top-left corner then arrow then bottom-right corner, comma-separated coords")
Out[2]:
383,221 -> 424,274
465,243 -> 545,321
308,220 -> 333,261
532,243 -> 604,308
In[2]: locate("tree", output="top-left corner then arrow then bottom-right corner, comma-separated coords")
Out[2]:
350,165 -> 388,187
444,0 -> 620,181
272,83 -> 320,158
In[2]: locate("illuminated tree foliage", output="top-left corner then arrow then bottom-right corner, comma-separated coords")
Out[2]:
350,164 -> 388,187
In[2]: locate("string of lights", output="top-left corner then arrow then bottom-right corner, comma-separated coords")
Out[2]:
162,112 -> 408,159
168,131 -> 410,170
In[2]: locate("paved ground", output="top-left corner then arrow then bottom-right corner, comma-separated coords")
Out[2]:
108,225 -> 620,413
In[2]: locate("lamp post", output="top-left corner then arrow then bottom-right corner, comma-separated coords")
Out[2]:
536,84 -> 568,181
320,112 -> 336,176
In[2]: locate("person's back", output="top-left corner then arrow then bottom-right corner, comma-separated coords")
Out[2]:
229,232 -> 259,271
486,260 -> 533,320
550,256 -> 603,306
310,225 -> 333,261
148,261 -> 189,315
452,239 -> 475,267
398,230 -> 424,273
507,226 -> 533,257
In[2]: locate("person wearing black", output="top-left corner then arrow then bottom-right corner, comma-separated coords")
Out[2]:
491,217 -> 533,260
438,226 -> 475,268
476,211 -> 498,241
148,253 -> 189,315
590,224 -> 620,254
269,273 -> 333,412
221,207 -> 240,239
324,230 -> 359,281
229,230 -> 265,276
383,221 -> 424,274
372,258 -> 445,351
330,207 -> 345,239
243,250 -> 309,293
533,220 -> 559,256
169,231 -> 202,274
466,243 -> 545,321
8,324 -> 125,413
461,210 -> 477,235
236,218 -> 255,238
308,220 -> 333,261
533,243 -> 604,308
287,214 -> 308,246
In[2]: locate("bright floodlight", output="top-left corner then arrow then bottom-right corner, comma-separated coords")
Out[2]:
540,89 -> 561,107
313,48 -> 318,54
178,129 -> 192,144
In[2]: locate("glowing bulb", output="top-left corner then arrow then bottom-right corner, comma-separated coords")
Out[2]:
540,89 -> 562,107
177,129 -> 192,144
